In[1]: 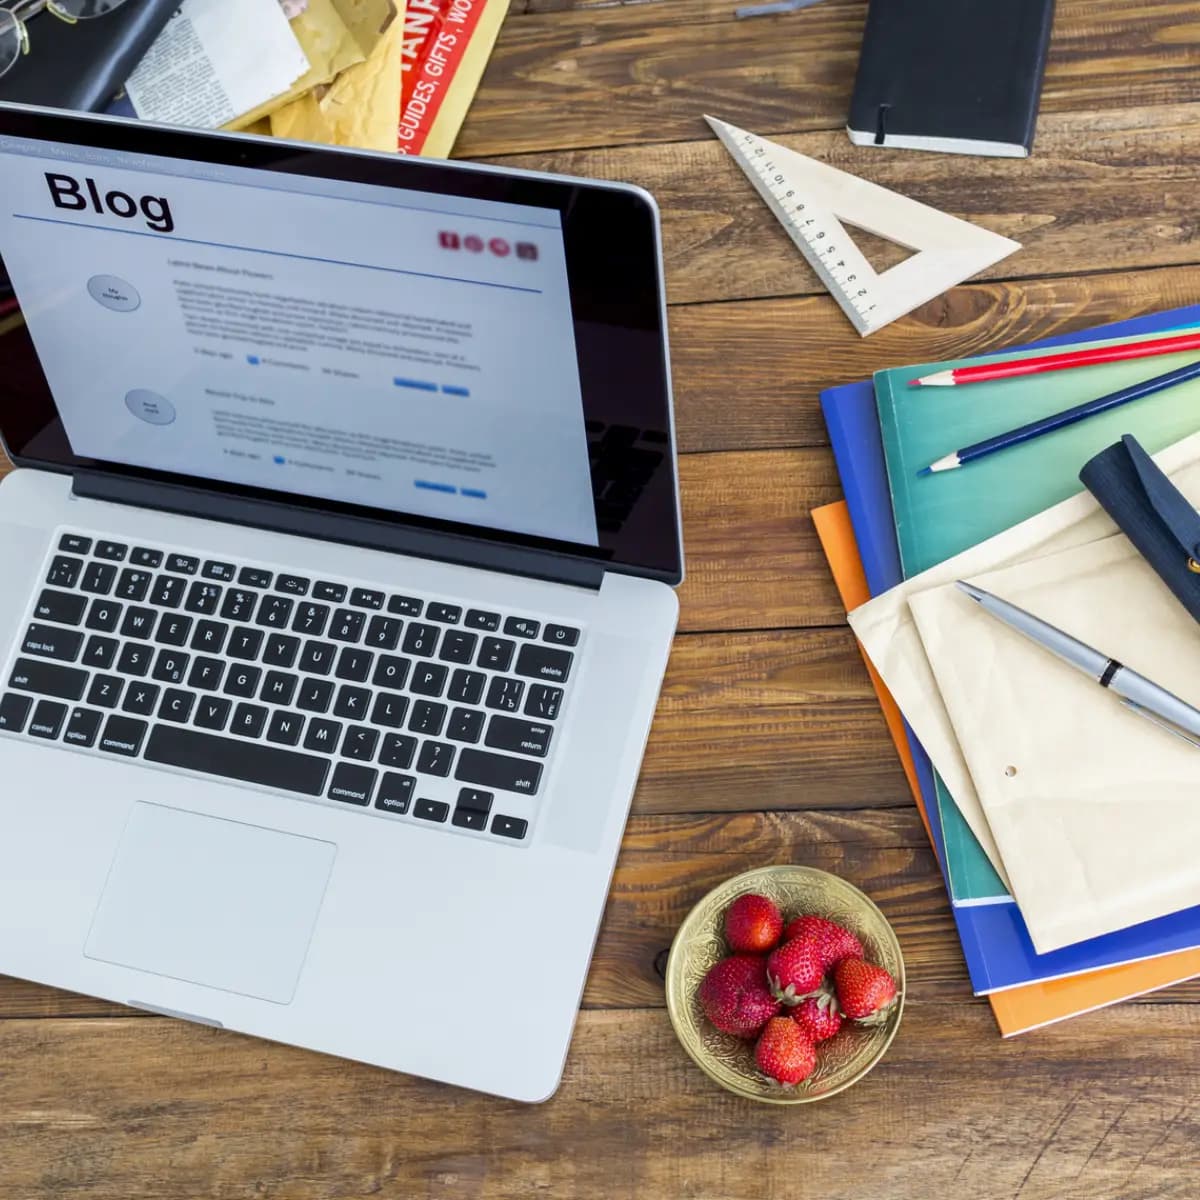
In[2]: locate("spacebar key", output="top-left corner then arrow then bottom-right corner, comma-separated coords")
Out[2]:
144,726 -> 330,796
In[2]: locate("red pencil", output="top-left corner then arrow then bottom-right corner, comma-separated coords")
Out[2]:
908,329 -> 1200,387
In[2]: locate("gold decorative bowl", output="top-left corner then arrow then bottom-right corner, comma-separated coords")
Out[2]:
665,865 -> 905,1103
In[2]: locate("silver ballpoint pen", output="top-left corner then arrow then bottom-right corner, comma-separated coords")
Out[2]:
956,580 -> 1200,750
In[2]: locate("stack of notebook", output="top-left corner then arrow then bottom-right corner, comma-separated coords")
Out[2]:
818,304 -> 1200,1035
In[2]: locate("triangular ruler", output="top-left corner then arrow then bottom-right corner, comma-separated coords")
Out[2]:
706,116 -> 1021,336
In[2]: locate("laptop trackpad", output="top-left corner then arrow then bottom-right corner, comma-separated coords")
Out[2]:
85,803 -> 335,1005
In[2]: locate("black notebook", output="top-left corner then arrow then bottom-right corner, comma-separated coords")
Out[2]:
0,0 -> 177,113
847,0 -> 1056,158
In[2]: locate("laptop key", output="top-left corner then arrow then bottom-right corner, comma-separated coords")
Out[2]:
365,615 -> 402,650
448,669 -> 485,705
543,624 -> 580,647
465,609 -> 500,631
81,562 -> 117,596
387,595 -> 423,617
335,647 -> 373,682
63,706 -> 103,747
9,657 -> 87,700
369,691 -> 408,728
224,665 -> 261,698
303,717 -> 342,753
477,637 -> 514,672
343,725 -> 379,761
122,682 -> 161,716
333,685 -> 370,719
452,808 -> 487,830
379,733 -> 417,769
485,677 -> 524,712
261,670 -> 297,706
165,553 -> 198,575
237,567 -> 272,588
191,619 -> 229,654
263,634 -> 300,668
416,739 -> 454,776
350,587 -> 384,610
231,703 -> 268,738
486,715 -> 552,758
150,575 -> 186,608
401,622 -> 439,657
409,700 -> 446,736
184,581 -> 222,615
0,693 -> 32,732
328,762 -> 376,806
372,654 -> 411,690
453,788 -> 492,830
227,627 -> 264,660
299,639 -> 336,675
491,815 -> 529,840
313,581 -> 346,602
375,772 -> 415,814
46,555 -> 82,588
23,622 -> 84,662
98,714 -> 147,756
86,674 -> 123,709
95,540 -> 128,562
131,547 -> 162,567
266,709 -> 305,746
257,596 -> 294,628
85,598 -> 122,633
330,609 -> 365,642
159,688 -> 196,723
193,695 -> 230,730
426,603 -> 461,624
120,606 -> 157,640
438,631 -> 477,664
35,588 -> 86,626
411,663 -> 448,697
455,748 -> 542,795
221,589 -> 258,622
29,699 -> 68,739
144,725 -> 329,795
59,534 -> 92,554
414,798 -> 449,823
151,650 -> 190,685
116,643 -> 152,677
503,617 -> 540,639
525,684 -> 563,721
155,612 -> 192,646
115,569 -> 152,602
202,560 -> 236,582
447,708 -> 484,743
292,603 -> 330,637
515,644 -> 573,684
297,678 -> 335,713
275,574 -> 309,596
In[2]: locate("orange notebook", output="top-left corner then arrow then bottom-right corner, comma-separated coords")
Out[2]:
812,500 -> 1200,1035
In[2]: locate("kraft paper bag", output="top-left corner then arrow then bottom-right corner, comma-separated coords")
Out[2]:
911,532 -> 1200,953
847,430 -> 1200,892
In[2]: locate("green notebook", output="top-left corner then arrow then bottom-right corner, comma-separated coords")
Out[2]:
876,328 -> 1200,903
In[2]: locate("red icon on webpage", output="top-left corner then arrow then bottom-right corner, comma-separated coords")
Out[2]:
489,238 -> 511,257
438,231 -> 461,249
516,242 -> 539,261
463,234 -> 485,253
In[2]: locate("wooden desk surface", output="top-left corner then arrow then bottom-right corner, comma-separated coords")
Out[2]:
5,2 -> 1200,1196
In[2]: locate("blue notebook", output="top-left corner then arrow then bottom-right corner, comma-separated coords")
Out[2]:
820,302 -> 1200,993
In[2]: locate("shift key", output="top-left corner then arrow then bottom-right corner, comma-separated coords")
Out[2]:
455,747 -> 542,794
8,657 -> 88,701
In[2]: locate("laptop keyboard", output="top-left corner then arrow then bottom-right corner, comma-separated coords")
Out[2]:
0,530 -> 584,844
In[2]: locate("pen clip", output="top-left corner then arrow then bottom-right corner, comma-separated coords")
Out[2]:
1120,698 -> 1200,750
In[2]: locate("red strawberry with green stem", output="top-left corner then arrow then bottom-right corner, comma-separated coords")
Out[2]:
791,993 -> 842,1042
755,1016 -> 818,1086
782,915 -> 863,972
765,937 -> 825,1005
724,893 -> 784,954
832,957 -> 898,1025
698,955 -> 781,1038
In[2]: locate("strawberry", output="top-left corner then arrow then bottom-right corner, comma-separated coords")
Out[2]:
765,936 -> 825,1005
724,893 -> 784,954
698,955 -> 781,1038
790,993 -> 842,1043
832,957 -> 898,1024
782,915 -> 864,971
754,1017 -> 818,1086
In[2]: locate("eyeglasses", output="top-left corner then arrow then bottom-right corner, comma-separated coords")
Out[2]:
0,0 -> 130,81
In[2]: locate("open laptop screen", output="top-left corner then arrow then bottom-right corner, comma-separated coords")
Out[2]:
0,108 -> 681,584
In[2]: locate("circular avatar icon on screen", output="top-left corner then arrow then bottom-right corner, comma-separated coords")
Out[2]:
87,274 -> 141,312
124,390 -> 176,425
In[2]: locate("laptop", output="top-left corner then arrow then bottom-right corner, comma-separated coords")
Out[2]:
0,105 -> 681,1102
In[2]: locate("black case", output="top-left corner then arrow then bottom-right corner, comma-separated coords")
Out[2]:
847,0 -> 1056,156
1081,434 -> 1200,626
0,0 -> 177,112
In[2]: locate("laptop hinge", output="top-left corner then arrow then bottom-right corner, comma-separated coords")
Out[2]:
70,471 -> 606,590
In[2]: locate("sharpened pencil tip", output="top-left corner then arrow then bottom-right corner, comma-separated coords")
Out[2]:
908,378 -> 922,386
917,466 -> 932,477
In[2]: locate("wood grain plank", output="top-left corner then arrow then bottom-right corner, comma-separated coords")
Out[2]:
459,0 -> 1200,156
669,264 -> 1200,453
491,103 -> 1200,306
3,1006 -> 1199,1199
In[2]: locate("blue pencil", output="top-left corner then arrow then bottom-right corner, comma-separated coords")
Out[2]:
918,357 -> 1200,475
